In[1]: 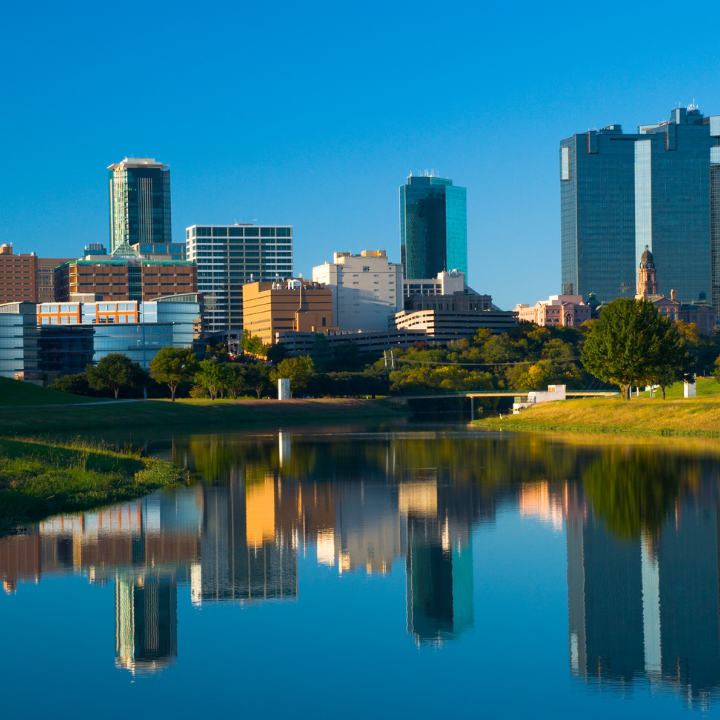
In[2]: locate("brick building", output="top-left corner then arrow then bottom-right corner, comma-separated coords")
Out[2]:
514,295 -> 592,327
54,257 -> 197,302
0,244 -> 37,303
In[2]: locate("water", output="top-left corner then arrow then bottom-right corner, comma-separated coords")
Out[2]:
2,425 -> 720,718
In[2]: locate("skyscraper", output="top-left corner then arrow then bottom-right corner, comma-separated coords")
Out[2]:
561,107 -> 720,307
400,175 -> 467,281
186,223 -> 293,334
108,158 -> 175,256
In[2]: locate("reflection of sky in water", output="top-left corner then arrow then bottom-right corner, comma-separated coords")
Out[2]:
0,430 -> 718,717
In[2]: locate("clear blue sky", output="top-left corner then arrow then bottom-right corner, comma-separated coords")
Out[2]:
2,0 -> 719,310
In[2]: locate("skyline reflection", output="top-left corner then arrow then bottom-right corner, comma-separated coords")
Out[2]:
1,430 -> 719,707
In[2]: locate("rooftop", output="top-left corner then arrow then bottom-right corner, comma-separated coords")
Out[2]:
108,158 -> 169,171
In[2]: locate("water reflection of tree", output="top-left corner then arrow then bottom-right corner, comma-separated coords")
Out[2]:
582,450 -> 697,539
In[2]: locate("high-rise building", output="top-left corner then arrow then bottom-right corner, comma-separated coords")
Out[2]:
37,256 -> 75,303
399,175 -> 467,281
108,158 -> 174,256
186,224 -> 293,334
312,251 -> 403,332
0,244 -> 37,303
561,106 -> 720,308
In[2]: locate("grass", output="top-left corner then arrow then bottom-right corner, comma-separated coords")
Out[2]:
473,394 -> 720,437
0,376 -> 100,406
638,376 -> 720,399
0,437 -> 186,534
0,397 -> 405,436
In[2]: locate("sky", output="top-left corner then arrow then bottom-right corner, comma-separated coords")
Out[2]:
2,0 -> 720,310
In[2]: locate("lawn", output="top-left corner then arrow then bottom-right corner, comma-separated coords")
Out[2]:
474,394 -> 720,437
0,376 -> 99,406
0,437 -> 186,534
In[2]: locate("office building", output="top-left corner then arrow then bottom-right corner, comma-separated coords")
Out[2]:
54,255 -> 196,302
403,269 -> 466,298
108,158 -> 173,256
242,279 -> 335,345
400,174 -> 467,281
514,295 -> 592,327
0,302 -> 38,379
561,106 -> 720,307
186,224 -> 293,334
37,256 -> 74,303
84,243 -> 107,256
0,244 -> 37,303
312,250 -> 402,332
395,295 -> 517,339
276,327 -> 428,355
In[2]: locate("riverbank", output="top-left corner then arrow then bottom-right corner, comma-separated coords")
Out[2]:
0,437 -> 186,533
0,397 -> 405,436
473,396 -> 720,437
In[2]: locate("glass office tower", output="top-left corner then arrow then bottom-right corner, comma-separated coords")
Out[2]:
561,107 -> 720,307
400,175 -> 467,280
108,158 -> 174,256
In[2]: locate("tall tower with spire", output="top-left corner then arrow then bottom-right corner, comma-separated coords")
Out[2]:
636,246 -> 658,299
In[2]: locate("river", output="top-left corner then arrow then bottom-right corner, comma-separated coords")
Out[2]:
1,424 -> 719,718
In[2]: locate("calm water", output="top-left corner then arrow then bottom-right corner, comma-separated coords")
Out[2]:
2,426 -> 720,718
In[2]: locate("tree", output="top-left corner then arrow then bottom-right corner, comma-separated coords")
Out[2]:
149,346 -> 199,401
226,363 -> 250,400
265,343 -> 287,363
194,359 -> 230,400
86,353 -> 145,399
647,322 -> 696,399
49,373 -> 94,396
581,298 -> 670,400
244,363 -> 272,398
271,356 -> 315,397
240,330 -> 266,356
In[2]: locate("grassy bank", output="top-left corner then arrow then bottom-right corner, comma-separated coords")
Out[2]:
0,396 -> 405,436
473,395 -> 720,437
0,437 -> 186,533
0,376 -> 101,406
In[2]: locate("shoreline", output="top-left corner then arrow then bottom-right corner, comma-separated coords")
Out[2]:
471,396 -> 720,439
0,397 -> 407,437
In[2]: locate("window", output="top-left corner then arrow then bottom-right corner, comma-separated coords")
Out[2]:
561,146 -> 571,181
363,266 -> 370,272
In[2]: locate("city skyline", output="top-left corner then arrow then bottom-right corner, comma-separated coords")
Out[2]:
3,1 -> 720,311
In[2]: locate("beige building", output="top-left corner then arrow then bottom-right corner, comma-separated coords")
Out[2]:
403,270 -> 466,298
312,250 -> 402,332
514,295 -> 591,327
242,279 -> 337,345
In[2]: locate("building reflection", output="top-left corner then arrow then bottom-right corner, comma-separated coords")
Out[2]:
1,430 -> 720,700
566,472 -> 720,706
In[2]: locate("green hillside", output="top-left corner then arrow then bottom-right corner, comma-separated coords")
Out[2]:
0,377 -> 98,406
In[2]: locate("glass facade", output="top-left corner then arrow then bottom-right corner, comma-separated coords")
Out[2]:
186,225 -> 293,333
108,159 -> 172,255
562,109 -> 720,308
399,176 -> 467,281
0,304 -> 38,379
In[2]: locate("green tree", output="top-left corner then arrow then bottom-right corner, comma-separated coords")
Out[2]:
194,359 -> 230,400
49,373 -> 94,396
271,356 -> 315,397
226,363 -> 250,400
646,322 -> 696,399
86,353 -> 145,400
241,330 -> 266,356
265,343 -> 287,363
149,346 -> 199,401
581,298 -> 670,400
244,363 -> 272,398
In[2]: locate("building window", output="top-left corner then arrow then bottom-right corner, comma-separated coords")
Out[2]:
561,146 -> 571,181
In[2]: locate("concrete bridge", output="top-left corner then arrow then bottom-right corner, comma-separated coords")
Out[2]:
387,390 -> 619,420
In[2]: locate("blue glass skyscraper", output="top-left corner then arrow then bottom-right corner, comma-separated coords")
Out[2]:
561,107 -> 720,309
400,175 -> 467,280
108,158 -> 174,256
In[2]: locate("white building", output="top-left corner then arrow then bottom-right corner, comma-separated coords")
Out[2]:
403,270 -> 466,298
312,251 -> 402,332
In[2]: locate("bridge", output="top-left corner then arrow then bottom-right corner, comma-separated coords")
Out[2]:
387,390 -> 619,420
